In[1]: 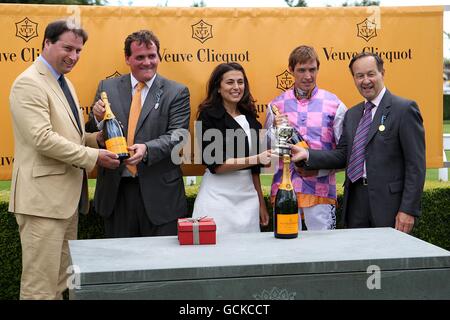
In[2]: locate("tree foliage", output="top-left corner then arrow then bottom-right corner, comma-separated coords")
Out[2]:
0,0 -> 106,4
342,0 -> 380,6
285,0 -> 307,7
191,0 -> 206,7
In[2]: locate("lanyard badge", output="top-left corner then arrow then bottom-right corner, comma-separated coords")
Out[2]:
379,114 -> 386,132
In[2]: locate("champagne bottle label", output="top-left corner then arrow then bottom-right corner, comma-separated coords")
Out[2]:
277,213 -> 299,234
105,137 -> 129,154
279,181 -> 293,191
104,112 -> 114,120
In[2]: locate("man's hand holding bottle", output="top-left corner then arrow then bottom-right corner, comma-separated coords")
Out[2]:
97,149 -> 120,169
93,99 -> 106,122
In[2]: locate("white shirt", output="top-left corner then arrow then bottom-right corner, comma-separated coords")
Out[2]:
234,114 -> 252,150
130,73 -> 156,107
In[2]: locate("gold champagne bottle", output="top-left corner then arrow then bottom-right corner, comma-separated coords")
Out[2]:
101,92 -> 130,162
274,154 -> 299,239
270,104 -> 309,149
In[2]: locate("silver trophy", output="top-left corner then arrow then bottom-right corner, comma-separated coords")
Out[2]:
275,124 -> 294,156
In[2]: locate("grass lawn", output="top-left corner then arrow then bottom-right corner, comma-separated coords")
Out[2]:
444,120 -> 450,134
1,167 -> 450,202
1,173 -> 449,202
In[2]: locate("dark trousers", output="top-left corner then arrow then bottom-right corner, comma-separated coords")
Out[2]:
346,178 -> 375,228
104,177 -> 178,238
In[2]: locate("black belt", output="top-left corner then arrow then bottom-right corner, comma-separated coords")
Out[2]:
354,177 -> 368,186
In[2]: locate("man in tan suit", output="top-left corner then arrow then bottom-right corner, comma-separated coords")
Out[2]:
9,19 -> 120,300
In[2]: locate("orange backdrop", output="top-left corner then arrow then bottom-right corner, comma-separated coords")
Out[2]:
0,4 -> 443,178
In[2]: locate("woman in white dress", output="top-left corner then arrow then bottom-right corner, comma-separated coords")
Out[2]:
192,62 -> 272,234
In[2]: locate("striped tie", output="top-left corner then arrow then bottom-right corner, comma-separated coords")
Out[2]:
347,101 -> 375,183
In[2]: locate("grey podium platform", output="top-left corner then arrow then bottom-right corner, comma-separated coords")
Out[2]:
68,227 -> 450,300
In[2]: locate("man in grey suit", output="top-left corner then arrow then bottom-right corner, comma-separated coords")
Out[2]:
291,52 -> 425,234
86,30 -> 190,237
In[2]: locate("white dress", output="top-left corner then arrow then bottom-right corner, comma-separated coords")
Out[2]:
192,115 -> 260,234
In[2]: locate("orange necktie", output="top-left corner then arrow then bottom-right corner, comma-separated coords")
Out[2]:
127,82 -> 145,176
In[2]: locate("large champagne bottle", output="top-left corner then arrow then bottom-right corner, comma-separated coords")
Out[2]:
270,104 -> 308,149
274,154 -> 299,239
101,92 -> 130,162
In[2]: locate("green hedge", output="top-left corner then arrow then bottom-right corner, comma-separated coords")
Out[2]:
1,188 -> 450,300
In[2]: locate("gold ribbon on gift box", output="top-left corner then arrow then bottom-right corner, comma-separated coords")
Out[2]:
179,216 -> 207,245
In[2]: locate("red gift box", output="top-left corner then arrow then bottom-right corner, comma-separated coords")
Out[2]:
178,217 -> 216,245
